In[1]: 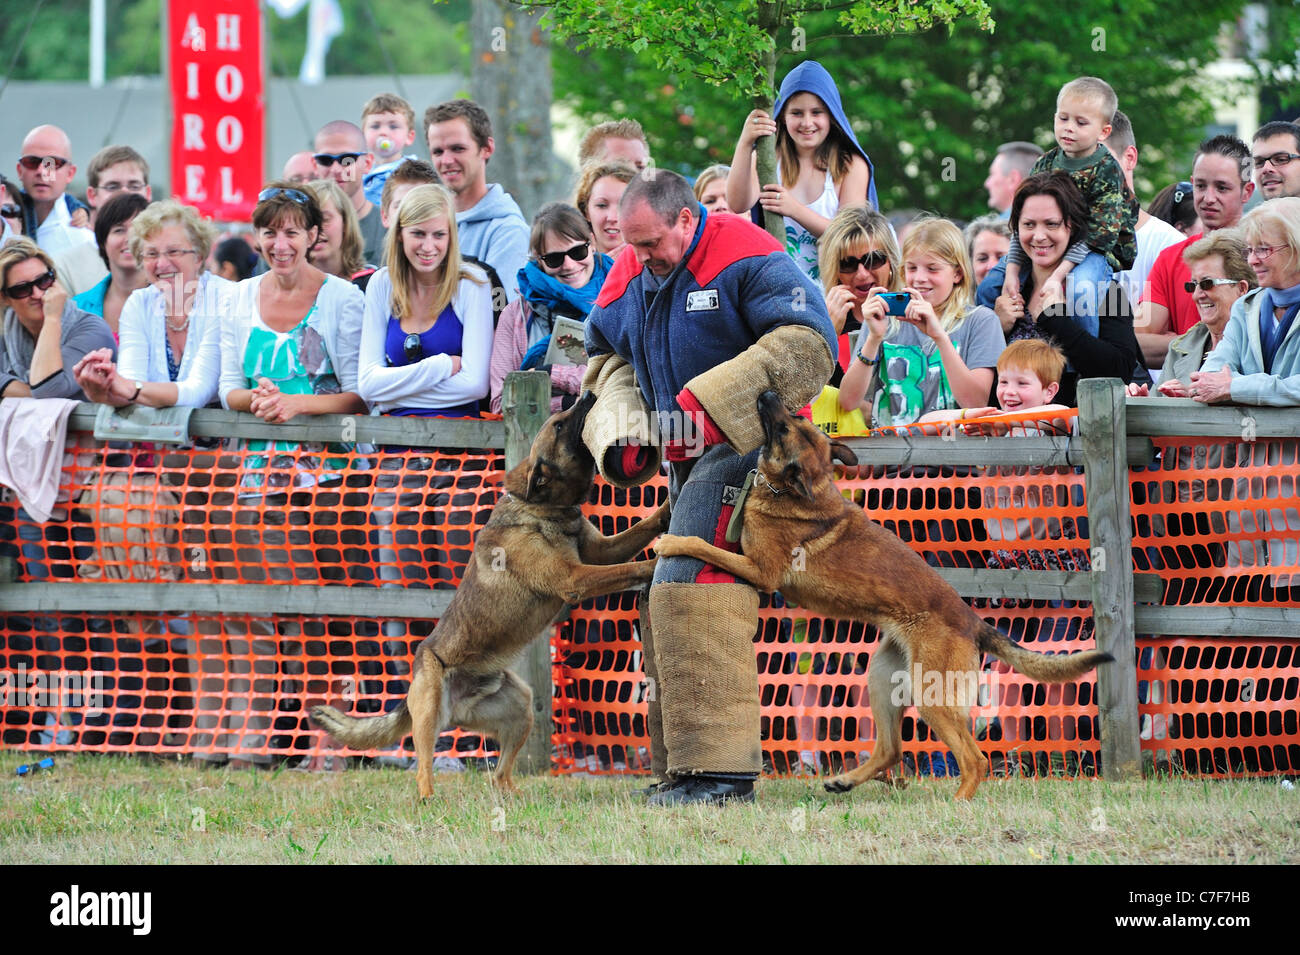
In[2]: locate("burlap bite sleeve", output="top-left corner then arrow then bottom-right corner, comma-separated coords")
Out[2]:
684,324 -> 835,455
637,589 -> 669,780
581,352 -> 663,487
649,582 -> 762,776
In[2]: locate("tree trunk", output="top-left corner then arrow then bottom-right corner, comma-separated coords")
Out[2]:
755,0 -> 784,242
470,0 -> 558,221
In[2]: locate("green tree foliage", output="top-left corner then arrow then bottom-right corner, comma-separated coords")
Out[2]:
0,0 -> 471,82
551,0 -> 1300,219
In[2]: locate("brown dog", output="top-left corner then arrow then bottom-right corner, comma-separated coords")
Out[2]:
312,392 -> 668,797
655,390 -> 1111,800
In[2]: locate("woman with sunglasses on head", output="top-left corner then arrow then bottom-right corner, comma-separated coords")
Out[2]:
488,202 -> 611,413
0,238 -> 114,399
358,183 -> 491,417
218,181 -> 366,425
73,200 -> 231,410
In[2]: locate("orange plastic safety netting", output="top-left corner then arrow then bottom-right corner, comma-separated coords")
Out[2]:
3,422 -> 1297,777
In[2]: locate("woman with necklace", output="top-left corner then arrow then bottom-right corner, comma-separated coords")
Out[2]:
74,200 -> 230,408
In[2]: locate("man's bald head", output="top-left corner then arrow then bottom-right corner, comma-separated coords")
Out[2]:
282,151 -> 317,184
313,121 -> 373,200
17,124 -> 76,208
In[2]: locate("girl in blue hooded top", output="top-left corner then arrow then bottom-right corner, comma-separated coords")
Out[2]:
726,60 -> 878,282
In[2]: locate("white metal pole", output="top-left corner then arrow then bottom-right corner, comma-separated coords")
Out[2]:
90,0 -> 106,88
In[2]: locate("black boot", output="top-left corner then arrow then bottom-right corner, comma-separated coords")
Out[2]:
646,773 -> 756,806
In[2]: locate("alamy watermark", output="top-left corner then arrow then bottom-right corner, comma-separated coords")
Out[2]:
1,664 -> 105,715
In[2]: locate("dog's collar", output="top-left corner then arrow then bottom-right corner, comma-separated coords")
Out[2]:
751,467 -> 789,496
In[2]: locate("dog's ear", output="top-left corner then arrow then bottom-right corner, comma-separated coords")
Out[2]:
504,457 -> 532,498
829,441 -> 858,467
782,461 -> 814,500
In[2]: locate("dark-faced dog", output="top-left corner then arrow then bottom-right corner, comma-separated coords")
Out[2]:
312,393 -> 668,797
655,391 -> 1111,800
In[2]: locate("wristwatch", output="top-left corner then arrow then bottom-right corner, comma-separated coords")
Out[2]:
129,381 -> 144,403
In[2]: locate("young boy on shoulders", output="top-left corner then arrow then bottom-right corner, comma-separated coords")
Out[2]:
361,93 -> 419,207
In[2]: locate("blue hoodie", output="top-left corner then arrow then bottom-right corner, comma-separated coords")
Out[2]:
456,183 -> 529,304
763,60 -> 879,211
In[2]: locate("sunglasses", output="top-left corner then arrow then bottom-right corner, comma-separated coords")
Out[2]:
3,268 -> 55,300
257,187 -> 312,206
18,155 -> 70,171
1,204 -> 21,218
1183,278 -> 1239,293
313,152 -> 365,167
1173,181 -> 1193,205
539,243 -> 590,269
839,250 -> 890,273
403,333 -> 424,363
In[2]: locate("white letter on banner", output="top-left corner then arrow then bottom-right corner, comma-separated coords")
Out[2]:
216,15 -> 241,51
182,114 -> 205,150
181,14 -> 205,51
215,65 -> 243,103
185,166 -> 206,202
220,168 -> 243,205
185,62 -> 199,100
216,116 -> 243,153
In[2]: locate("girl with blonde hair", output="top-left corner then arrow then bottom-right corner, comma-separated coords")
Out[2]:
358,183 -> 491,416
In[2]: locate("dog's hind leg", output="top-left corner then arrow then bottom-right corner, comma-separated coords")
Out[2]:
911,642 -> 986,800
408,647 -> 446,799
824,638 -> 907,794
458,670 -> 533,794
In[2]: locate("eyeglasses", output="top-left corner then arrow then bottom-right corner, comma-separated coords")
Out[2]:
3,268 -> 55,299
839,250 -> 890,273
0,204 -> 21,219
96,180 -> 148,195
539,243 -> 590,269
257,187 -> 312,206
1245,245 -> 1289,261
139,248 -> 197,263
17,155 -> 70,171
1172,181 -> 1193,205
1183,278 -> 1240,293
313,152 -> 365,168
1252,152 -> 1300,170
403,333 -> 424,363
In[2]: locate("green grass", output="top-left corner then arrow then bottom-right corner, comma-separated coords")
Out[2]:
2,753 -> 1296,864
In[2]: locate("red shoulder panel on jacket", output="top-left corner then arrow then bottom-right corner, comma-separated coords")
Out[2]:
688,215 -> 783,288
595,246 -> 642,307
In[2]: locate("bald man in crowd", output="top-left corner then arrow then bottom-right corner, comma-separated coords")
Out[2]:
312,121 -> 384,264
15,125 -> 94,257
282,151 -> 318,185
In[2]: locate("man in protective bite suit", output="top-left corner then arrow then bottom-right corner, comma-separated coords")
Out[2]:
582,170 -> 836,805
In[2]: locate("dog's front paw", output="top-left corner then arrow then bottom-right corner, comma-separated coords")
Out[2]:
823,775 -> 855,794
654,533 -> 689,557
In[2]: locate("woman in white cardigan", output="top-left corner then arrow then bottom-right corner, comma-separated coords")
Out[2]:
73,200 -> 231,407
358,183 -> 492,418
218,183 -> 365,423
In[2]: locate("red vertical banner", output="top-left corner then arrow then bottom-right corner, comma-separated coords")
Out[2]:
168,0 -> 263,222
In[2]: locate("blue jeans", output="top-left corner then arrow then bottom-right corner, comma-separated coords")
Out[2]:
976,252 -> 1113,339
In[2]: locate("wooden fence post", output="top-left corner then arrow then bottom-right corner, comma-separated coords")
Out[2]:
502,370 -> 555,774
1078,378 -> 1141,781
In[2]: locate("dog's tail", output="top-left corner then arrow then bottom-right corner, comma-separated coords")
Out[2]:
977,624 -> 1114,682
311,701 -> 411,750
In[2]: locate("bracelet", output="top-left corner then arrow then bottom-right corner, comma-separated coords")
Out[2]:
960,409 -> 967,420
856,350 -> 881,366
